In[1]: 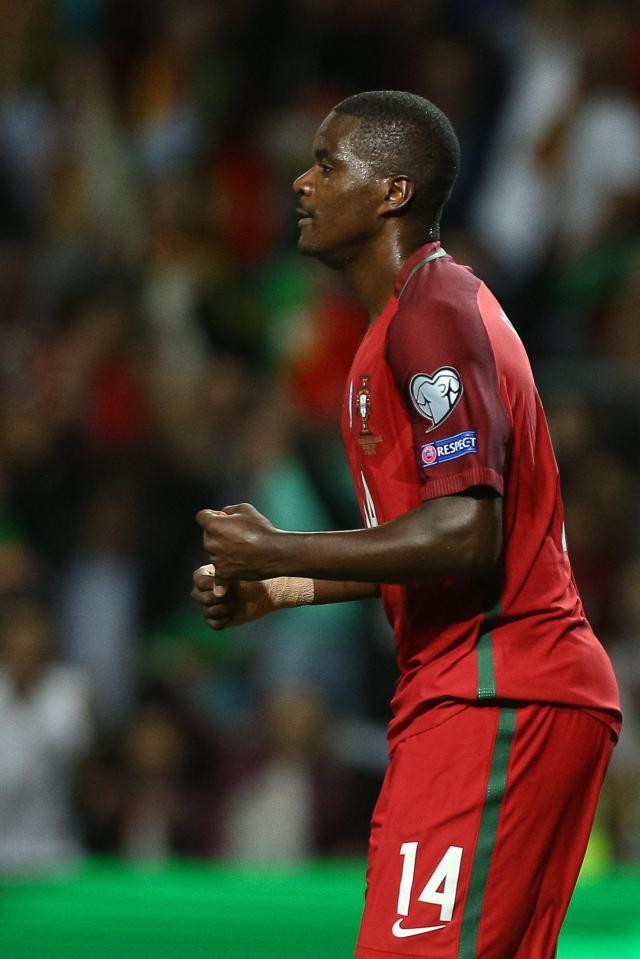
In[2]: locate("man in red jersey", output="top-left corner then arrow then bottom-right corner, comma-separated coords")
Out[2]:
192,92 -> 621,959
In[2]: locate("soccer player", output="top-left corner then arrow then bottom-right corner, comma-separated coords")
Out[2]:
192,91 -> 621,959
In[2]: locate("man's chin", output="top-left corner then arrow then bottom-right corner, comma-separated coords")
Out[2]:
297,237 -> 344,270
297,235 -> 321,257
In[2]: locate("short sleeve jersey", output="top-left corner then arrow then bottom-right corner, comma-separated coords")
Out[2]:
341,242 -> 621,751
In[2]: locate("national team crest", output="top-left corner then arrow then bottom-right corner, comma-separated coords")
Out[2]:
355,375 -> 382,455
356,375 -> 372,435
409,367 -> 463,431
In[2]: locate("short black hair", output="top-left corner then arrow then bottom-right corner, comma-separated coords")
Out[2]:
333,91 -> 460,237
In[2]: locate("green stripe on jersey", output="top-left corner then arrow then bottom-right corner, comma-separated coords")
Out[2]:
476,602 -> 500,699
397,247 -> 447,298
458,706 -> 517,959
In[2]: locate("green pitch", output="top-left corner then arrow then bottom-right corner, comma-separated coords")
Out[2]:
0,858 -> 638,958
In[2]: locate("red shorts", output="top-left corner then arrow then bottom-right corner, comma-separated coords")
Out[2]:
355,702 -> 616,959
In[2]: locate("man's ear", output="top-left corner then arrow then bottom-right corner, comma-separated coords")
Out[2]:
379,175 -> 414,217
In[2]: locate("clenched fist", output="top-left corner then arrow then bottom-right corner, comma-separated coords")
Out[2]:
195,503 -> 283,582
191,565 -> 278,630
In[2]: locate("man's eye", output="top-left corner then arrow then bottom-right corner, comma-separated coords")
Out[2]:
320,164 -> 332,176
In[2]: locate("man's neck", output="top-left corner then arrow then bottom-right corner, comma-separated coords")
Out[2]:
343,229 -> 425,319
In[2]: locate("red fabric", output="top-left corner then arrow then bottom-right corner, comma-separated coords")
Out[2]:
341,244 -> 621,752
385,256 -> 510,502
355,703 -> 616,959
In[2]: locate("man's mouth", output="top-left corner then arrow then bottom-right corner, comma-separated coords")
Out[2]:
297,207 -> 314,225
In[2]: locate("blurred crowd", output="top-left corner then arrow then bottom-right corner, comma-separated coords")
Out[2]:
1,0 -> 640,874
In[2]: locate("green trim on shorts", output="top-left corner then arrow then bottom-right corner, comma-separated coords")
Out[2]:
397,248 -> 447,298
476,602 -> 501,699
458,705 -> 517,959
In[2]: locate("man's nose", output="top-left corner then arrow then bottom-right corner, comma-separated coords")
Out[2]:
293,168 -> 313,193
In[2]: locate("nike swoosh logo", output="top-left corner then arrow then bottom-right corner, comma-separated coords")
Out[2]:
392,919 -> 446,938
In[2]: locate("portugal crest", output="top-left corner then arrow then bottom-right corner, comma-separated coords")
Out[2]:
355,375 -> 382,455
356,375 -> 372,435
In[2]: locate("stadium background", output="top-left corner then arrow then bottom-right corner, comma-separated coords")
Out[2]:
0,0 -> 639,955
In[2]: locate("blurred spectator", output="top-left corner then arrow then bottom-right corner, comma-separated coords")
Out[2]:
217,686 -> 363,861
602,246 -> 640,381
471,0 -> 580,280
534,2 -> 640,257
545,391 -> 636,634
51,290 -> 150,453
0,596 -> 93,874
473,0 -> 640,289
119,698 -> 195,861
0,466 -> 37,593
127,2 -> 221,174
57,479 -> 141,728
79,682 -> 215,862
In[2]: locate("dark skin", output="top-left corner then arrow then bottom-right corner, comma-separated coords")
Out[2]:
193,112 -> 502,629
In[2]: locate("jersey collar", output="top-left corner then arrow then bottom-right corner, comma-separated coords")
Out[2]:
393,241 -> 444,298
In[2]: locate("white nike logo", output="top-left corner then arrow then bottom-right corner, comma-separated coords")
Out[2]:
392,919 -> 446,938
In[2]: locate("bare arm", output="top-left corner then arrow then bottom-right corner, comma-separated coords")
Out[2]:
196,489 -> 502,585
193,489 -> 501,630
191,570 -> 379,631
313,580 -> 380,602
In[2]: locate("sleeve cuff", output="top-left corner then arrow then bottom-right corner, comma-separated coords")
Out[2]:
419,466 -> 504,501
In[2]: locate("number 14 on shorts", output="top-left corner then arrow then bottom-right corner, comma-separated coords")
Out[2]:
393,843 -> 463,939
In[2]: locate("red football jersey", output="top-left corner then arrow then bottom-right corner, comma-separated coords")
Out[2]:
341,242 -> 621,751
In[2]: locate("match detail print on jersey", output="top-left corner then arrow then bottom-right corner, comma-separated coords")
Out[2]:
360,471 -> 378,528
392,842 -> 463,939
419,431 -> 478,469
355,374 -> 383,455
409,367 -> 463,431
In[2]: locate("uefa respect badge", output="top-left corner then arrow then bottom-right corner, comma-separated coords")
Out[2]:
419,431 -> 478,468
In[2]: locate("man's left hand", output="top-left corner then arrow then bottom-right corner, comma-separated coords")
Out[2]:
196,503 -> 282,581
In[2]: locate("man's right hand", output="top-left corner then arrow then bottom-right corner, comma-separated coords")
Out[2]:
191,565 -> 275,630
